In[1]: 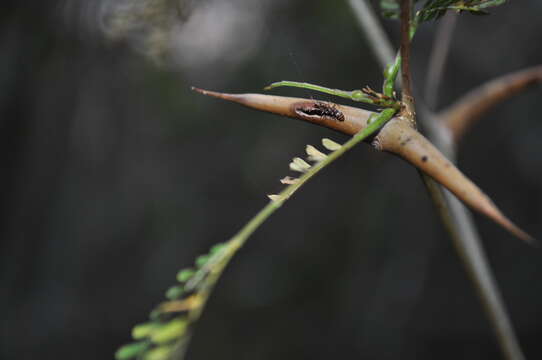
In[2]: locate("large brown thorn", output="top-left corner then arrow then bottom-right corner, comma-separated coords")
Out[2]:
440,65 -> 542,141
374,118 -> 534,244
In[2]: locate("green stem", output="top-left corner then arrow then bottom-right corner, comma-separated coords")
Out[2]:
265,81 -> 371,102
382,22 -> 418,98
264,81 -> 399,109
383,52 -> 401,97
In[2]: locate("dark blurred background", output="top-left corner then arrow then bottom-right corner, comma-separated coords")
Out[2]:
1,1 -> 541,359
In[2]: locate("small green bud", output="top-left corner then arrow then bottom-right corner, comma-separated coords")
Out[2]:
195,254 -> 210,267
210,243 -> 226,255
176,268 -> 195,283
115,342 -> 149,360
143,346 -> 174,360
132,322 -> 159,339
165,285 -> 185,300
351,90 -> 366,101
150,318 -> 188,344
149,309 -> 162,321
384,64 -> 392,78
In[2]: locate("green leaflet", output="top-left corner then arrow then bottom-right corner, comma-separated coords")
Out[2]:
115,241 -> 230,360
380,0 -> 507,21
115,341 -> 150,360
419,0 -> 508,21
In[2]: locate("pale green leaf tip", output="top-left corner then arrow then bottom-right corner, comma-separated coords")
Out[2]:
322,138 -> 341,151
143,346 -> 174,360
150,318 -> 188,344
280,176 -> 298,185
289,162 -> 304,173
210,243 -> 226,254
165,286 -> 184,300
195,254 -> 210,267
263,82 -> 279,91
290,157 -> 311,172
132,322 -> 159,340
176,268 -> 196,283
306,145 -> 327,162
294,157 -> 311,167
115,342 -> 149,360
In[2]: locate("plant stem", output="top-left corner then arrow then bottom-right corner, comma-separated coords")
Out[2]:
419,174 -> 525,360
347,0 -> 395,67
400,0 -> 415,118
383,53 -> 401,98
264,81 -> 370,103
440,65 -> 542,141
424,12 -> 458,110
264,81 -> 400,108
345,0 -> 401,99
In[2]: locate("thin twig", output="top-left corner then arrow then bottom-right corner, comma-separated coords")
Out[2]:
400,0 -> 416,121
440,65 -> 542,141
424,12 -> 458,110
420,174 -> 526,360
419,110 -> 527,360
348,0 -> 404,97
418,101 -> 527,360
446,191 -> 526,360
347,0 -> 394,68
